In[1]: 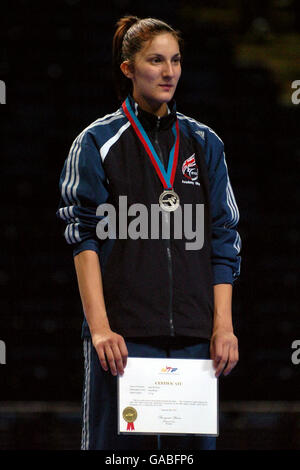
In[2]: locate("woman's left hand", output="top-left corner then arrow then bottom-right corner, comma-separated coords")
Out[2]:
210,328 -> 239,378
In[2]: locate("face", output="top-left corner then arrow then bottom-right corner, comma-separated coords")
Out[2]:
121,32 -> 182,116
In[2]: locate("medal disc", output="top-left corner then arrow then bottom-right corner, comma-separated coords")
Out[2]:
159,190 -> 180,212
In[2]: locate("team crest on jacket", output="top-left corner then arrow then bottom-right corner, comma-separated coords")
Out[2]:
182,154 -> 200,186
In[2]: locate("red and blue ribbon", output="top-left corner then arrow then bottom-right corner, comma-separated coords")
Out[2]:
122,97 -> 180,190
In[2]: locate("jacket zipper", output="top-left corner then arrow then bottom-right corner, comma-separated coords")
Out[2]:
155,118 -> 175,336
165,223 -> 175,336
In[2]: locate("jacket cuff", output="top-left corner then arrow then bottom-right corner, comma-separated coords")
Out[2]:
73,238 -> 100,257
212,264 -> 233,285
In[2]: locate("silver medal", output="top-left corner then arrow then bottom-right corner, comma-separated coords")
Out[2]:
159,190 -> 180,212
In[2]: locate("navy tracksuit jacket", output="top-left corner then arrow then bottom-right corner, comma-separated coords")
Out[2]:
56,94 -> 241,340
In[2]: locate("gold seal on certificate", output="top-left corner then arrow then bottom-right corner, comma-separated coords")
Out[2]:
122,407 -> 137,431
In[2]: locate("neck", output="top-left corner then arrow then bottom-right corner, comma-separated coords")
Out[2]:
132,93 -> 168,117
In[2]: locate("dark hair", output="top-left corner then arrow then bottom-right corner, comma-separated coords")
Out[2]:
112,15 -> 184,101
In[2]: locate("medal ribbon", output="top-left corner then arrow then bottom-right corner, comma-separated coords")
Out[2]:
127,422 -> 135,431
122,97 -> 180,190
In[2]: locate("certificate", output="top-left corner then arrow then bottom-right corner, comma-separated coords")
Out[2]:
118,357 -> 218,436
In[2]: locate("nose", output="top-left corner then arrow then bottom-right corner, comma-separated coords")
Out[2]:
162,61 -> 175,78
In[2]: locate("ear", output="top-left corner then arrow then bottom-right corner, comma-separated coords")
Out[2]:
120,60 -> 134,79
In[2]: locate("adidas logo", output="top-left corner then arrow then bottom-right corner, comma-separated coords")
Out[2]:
195,130 -> 205,140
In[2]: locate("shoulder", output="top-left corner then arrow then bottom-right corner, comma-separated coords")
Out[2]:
71,107 -> 128,150
177,111 -> 224,151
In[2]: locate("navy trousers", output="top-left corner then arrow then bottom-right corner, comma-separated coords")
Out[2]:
81,336 -> 216,450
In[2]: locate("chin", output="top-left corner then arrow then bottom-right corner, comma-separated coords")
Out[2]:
156,91 -> 175,103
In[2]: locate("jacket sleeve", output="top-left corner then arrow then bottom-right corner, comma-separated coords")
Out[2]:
56,131 -> 109,257
207,133 -> 242,285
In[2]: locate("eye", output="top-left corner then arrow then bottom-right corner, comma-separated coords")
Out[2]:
151,57 -> 162,64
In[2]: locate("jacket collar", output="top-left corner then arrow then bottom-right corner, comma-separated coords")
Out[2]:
124,94 -> 177,131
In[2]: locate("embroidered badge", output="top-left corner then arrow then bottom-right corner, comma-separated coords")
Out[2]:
181,154 -> 200,185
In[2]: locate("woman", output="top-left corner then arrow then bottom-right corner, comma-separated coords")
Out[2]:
56,15 -> 241,451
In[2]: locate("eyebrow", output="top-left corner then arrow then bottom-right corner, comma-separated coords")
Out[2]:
147,52 -> 181,58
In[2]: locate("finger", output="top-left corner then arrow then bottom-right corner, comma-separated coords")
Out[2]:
111,342 -> 125,376
210,340 -> 223,370
210,338 -> 221,363
223,346 -> 239,376
96,344 -> 109,372
104,344 -> 118,376
215,343 -> 229,378
118,338 -> 128,369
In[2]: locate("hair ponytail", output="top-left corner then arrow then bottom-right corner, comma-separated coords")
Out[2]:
112,15 -> 140,101
112,15 -> 183,101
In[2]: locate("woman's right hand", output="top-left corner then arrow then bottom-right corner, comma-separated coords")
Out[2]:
73,251 -> 128,377
92,329 -> 128,376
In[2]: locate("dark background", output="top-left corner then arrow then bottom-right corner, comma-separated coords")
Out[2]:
0,0 -> 299,450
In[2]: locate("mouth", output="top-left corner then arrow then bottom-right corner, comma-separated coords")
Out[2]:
159,84 -> 173,89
